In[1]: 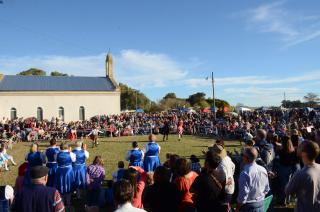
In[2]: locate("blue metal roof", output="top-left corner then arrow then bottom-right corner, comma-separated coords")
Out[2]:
0,75 -> 117,91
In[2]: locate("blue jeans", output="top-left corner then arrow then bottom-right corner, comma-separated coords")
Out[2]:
241,201 -> 264,212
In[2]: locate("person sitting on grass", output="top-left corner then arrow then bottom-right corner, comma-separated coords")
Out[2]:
0,145 -> 17,171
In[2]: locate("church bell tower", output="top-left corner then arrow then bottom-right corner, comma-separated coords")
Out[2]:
106,53 -> 113,79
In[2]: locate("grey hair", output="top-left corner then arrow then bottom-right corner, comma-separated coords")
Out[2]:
76,141 -> 83,147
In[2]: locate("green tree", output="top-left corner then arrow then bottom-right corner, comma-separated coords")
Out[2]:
281,100 -> 304,108
187,92 -> 206,106
163,93 -> 177,99
119,83 -> 151,111
197,100 -> 210,109
50,71 -> 68,76
304,93 -> 319,107
159,97 -> 190,110
17,68 -> 46,76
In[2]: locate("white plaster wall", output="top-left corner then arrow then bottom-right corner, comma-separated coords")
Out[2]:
0,92 -> 120,121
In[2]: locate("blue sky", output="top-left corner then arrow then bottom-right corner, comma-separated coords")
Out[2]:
0,0 -> 320,106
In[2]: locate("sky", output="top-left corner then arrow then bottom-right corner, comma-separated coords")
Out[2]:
0,0 -> 320,106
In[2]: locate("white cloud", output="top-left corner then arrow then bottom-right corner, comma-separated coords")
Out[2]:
0,54 -> 106,76
0,50 -> 189,89
0,50 -> 318,106
184,70 -> 320,87
114,49 -> 187,88
244,1 -> 320,47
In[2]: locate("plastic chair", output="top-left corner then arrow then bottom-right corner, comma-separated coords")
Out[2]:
264,195 -> 273,212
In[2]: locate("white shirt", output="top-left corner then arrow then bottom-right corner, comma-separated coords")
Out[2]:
115,202 -> 146,212
3,185 -> 14,202
73,147 -> 89,159
112,168 -> 125,182
88,129 -> 103,136
216,155 -> 236,194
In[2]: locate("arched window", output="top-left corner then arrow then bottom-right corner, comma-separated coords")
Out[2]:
10,108 -> 17,120
79,106 -> 85,121
58,107 -> 64,121
37,107 -> 43,121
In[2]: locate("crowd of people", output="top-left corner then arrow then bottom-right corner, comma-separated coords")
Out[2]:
1,107 -> 320,211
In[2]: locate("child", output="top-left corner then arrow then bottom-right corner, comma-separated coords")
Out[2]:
112,161 -> 125,182
0,146 -> 17,171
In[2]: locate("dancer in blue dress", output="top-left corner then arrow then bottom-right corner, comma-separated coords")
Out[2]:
72,141 -> 89,198
143,134 -> 161,172
45,138 -> 60,187
55,143 -> 76,207
126,141 -> 144,168
24,143 -> 45,185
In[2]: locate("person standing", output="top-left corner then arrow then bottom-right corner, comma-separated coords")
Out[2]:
143,134 -> 161,172
24,143 -> 46,185
126,141 -> 144,168
285,140 -> 320,211
236,147 -> 270,212
174,158 -> 198,212
72,141 -> 89,198
0,185 -> 14,212
11,166 -> 65,212
45,138 -> 60,187
190,151 -> 224,212
86,156 -> 105,207
87,127 -> 103,148
177,119 -> 183,141
113,180 -> 146,212
212,144 -> 235,210
55,143 -> 76,208
162,119 -> 170,141
69,127 -> 77,142
143,166 -> 180,212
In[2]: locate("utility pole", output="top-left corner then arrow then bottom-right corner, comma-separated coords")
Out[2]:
212,72 -> 216,119
135,90 -> 138,110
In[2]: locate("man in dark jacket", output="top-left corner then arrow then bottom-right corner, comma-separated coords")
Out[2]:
11,166 -> 65,212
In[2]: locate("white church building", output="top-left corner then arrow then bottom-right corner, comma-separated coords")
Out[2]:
0,53 -> 120,122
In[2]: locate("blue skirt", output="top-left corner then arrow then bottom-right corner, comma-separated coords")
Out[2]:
55,166 -> 75,194
143,156 -> 160,172
73,164 -> 86,189
46,163 -> 58,187
129,161 -> 144,168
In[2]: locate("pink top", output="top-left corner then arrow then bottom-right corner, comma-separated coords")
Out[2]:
131,167 -> 147,209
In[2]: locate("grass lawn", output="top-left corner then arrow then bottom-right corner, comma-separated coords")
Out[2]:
1,135 -> 242,186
